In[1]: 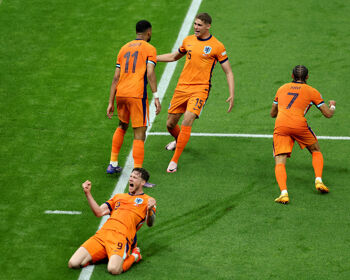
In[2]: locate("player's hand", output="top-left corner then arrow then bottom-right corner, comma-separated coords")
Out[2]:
154,98 -> 161,115
107,104 -> 114,119
226,96 -> 234,113
329,100 -> 336,107
147,197 -> 156,210
82,180 -> 92,193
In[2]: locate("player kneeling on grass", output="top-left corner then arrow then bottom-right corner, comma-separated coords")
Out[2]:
271,65 -> 336,204
68,168 -> 156,275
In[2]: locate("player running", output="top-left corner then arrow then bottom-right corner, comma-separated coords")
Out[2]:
271,65 -> 336,204
157,12 -> 235,173
68,168 -> 156,274
106,20 -> 161,175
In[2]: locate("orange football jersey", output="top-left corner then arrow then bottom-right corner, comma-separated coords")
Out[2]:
116,39 -> 157,99
176,34 -> 228,92
99,193 -> 156,242
274,82 -> 324,128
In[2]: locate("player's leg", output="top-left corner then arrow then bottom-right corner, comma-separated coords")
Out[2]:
167,110 -> 196,172
107,121 -> 128,174
68,247 -> 92,269
274,154 -> 290,204
107,255 -> 124,275
133,126 -> 147,168
306,141 -> 328,193
165,113 -> 182,150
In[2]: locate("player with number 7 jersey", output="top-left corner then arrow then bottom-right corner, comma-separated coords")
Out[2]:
106,20 -> 161,177
271,65 -> 336,204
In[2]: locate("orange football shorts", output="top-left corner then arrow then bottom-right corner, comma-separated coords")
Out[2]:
273,125 -> 318,157
168,88 -> 208,117
116,97 -> 149,128
81,229 -> 131,262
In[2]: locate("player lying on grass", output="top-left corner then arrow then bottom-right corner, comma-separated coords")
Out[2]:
271,65 -> 336,204
68,168 -> 156,274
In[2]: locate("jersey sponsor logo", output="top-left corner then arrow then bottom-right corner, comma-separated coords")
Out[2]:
134,198 -> 144,205
203,46 -> 212,54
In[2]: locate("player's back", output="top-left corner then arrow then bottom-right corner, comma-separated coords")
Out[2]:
274,82 -> 324,128
116,39 -> 157,98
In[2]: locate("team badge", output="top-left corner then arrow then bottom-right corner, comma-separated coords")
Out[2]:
203,46 -> 212,54
134,198 -> 143,205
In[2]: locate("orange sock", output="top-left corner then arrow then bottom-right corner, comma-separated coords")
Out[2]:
275,163 -> 287,192
133,140 -> 144,168
312,151 -> 324,178
122,255 -> 135,272
167,124 -> 180,140
110,128 -> 126,162
171,125 -> 191,164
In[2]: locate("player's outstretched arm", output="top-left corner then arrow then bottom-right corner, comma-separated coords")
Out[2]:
146,63 -> 161,115
220,60 -> 235,112
107,68 -> 121,119
157,51 -> 185,62
82,180 -> 111,217
270,103 -> 278,118
146,197 -> 156,227
319,100 -> 336,118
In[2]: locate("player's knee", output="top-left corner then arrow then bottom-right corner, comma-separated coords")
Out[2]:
108,266 -> 123,275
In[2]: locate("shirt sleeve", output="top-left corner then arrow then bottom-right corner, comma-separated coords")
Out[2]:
216,42 -> 228,64
178,37 -> 187,54
105,194 -> 119,212
116,49 -> 122,68
312,88 -> 325,108
147,45 -> 157,66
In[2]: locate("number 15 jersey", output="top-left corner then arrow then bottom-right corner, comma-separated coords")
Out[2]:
273,82 -> 324,128
116,39 -> 157,99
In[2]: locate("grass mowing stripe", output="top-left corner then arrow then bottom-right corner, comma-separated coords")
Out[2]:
148,132 -> 350,140
78,0 -> 203,279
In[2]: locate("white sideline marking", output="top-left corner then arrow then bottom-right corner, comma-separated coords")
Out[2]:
45,210 -> 82,215
78,1 -> 202,279
147,132 -> 350,140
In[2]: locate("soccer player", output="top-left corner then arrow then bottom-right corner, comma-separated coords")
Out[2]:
157,12 -> 235,173
271,65 -> 336,204
68,168 -> 156,275
106,20 -> 161,174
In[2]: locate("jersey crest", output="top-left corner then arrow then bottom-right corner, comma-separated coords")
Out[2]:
203,46 -> 212,54
134,197 -> 144,205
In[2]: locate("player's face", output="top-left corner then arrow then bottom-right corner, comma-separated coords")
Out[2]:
193,19 -> 210,38
128,171 -> 145,194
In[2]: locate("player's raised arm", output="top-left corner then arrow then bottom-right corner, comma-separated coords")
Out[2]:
146,62 -> 161,115
82,180 -> 111,217
319,100 -> 336,118
220,60 -> 235,112
107,67 -> 121,119
146,197 -> 156,227
157,50 -> 185,62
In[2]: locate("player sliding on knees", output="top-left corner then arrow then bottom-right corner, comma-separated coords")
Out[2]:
271,65 -> 336,204
157,12 -> 235,173
68,168 -> 156,275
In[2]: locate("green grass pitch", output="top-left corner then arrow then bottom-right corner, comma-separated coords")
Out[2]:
1,0 -> 350,279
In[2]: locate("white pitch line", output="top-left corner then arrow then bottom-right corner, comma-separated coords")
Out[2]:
78,1 -> 202,279
45,210 -> 82,215
147,132 -> 350,140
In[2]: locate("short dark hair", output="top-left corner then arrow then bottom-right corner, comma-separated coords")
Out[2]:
132,167 -> 150,182
292,65 -> 308,82
196,13 -> 212,24
136,20 -> 152,33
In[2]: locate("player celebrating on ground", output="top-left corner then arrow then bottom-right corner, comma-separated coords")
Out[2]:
68,168 -> 156,274
271,65 -> 336,204
106,20 -> 161,174
157,12 -> 235,173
